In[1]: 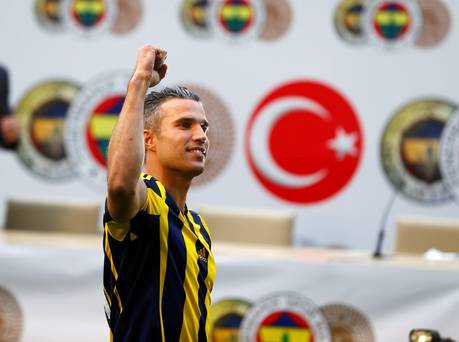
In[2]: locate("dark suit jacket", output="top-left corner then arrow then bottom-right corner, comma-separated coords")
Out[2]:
0,65 -> 17,149
0,65 -> 9,115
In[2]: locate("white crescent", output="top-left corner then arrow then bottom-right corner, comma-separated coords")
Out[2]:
249,97 -> 330,188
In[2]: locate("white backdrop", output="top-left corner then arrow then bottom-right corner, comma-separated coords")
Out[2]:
1,0 -> 459,251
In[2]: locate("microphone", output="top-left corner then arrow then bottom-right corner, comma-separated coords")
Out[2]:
372,190 -> 398,258
409,329 -> 456,342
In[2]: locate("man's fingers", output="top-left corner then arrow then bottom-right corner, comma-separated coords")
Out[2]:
157,64 -> 168,80
154,51 -> 167,70
133,44 -> 167,87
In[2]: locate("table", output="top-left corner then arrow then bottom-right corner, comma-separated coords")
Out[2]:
0,230 -> 458,341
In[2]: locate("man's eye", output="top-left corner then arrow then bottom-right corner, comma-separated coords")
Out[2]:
180,122 -> 191,128
201,124 -> 208,132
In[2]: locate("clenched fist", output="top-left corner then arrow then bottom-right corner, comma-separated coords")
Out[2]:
131,44 -> 168,88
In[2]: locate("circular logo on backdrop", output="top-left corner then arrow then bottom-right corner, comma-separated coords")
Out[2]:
381,98 -> 457,203
334,0 -> 369,44
65,71 -> 129,191
15,81 -> 80,180
440,111 -> 459,203
180,84 -> 235,187
415,0 -> 450,48
363,0 -> 422,48
245,80 -> 363,204
61,0 -> 117,36
110,0 -> 143,34
320,303 -> 375,342
209,0 -> 266,42
258,0 -> 292,41
0,287 -> 23,342
239,292 -> 331,342
210,299 -> 251,341
35,0 -> 64,31
180,0 -> 212,37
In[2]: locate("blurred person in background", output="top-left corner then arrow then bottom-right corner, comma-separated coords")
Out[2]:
0,65 -> 20,149
103,44 -> 215,341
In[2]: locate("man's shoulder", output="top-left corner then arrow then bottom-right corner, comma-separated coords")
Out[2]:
140,173 -> 164,197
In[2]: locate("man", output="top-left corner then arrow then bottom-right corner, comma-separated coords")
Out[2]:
0,65 -> 20,149
103,44 -> 216,342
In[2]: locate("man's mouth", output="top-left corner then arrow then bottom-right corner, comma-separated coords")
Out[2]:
187,147 -> 207,157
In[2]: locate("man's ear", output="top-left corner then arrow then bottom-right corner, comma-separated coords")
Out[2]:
144,129 -> 157,152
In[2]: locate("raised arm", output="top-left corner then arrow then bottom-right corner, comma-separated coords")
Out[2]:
106,44 -> 167,222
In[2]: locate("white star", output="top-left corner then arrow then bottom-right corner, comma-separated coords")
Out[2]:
327,127 -> 358,160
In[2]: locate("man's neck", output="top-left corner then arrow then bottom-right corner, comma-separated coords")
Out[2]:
145,166 -> 191,213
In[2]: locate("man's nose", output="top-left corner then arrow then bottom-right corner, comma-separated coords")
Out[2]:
193,125 -> 207,142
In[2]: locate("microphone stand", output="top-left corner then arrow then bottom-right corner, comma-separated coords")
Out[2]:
372,191 -> 397,258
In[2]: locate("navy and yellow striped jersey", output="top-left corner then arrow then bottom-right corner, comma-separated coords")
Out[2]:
103,173 -> 216,341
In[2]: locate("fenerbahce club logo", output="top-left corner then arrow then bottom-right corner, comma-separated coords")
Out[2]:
65,71 -> 130,191
381,98 -> 458,203
34,0 -> 143,35
334,0 -> 451,49
211,297 -> 376,341
245,80 -> 363,204
211,299 -> 252,340
15,80 -> 80,180
239,293 -> 331,342
180,0 -> 292,42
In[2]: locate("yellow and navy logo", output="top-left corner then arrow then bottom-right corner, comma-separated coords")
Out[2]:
35,0 -> 63,32
180,0 -> 291,42
257,311 -> 314,341
180,0 -> 211,37
320,303 -> 375,342
219,0 -> 256,34
381,98 -> 458,203
15,80 -> 80,180
335,0 -> 451,49
65,71 -> 130,191
209,0 -> 266,42
334,0 -> 368,45
239,292 -> 331,342
35,0 -> 143,36
363,0 -> 422,48
210,299 -> 251,341
61,0 -> 116,36
86,95 -> 123,168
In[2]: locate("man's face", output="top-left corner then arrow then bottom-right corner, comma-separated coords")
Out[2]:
149,98 -> 209,178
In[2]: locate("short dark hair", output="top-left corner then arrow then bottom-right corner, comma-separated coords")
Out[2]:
144,86 -> 200,132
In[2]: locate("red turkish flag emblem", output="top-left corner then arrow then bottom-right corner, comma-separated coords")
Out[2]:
245,80 -> 364,204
